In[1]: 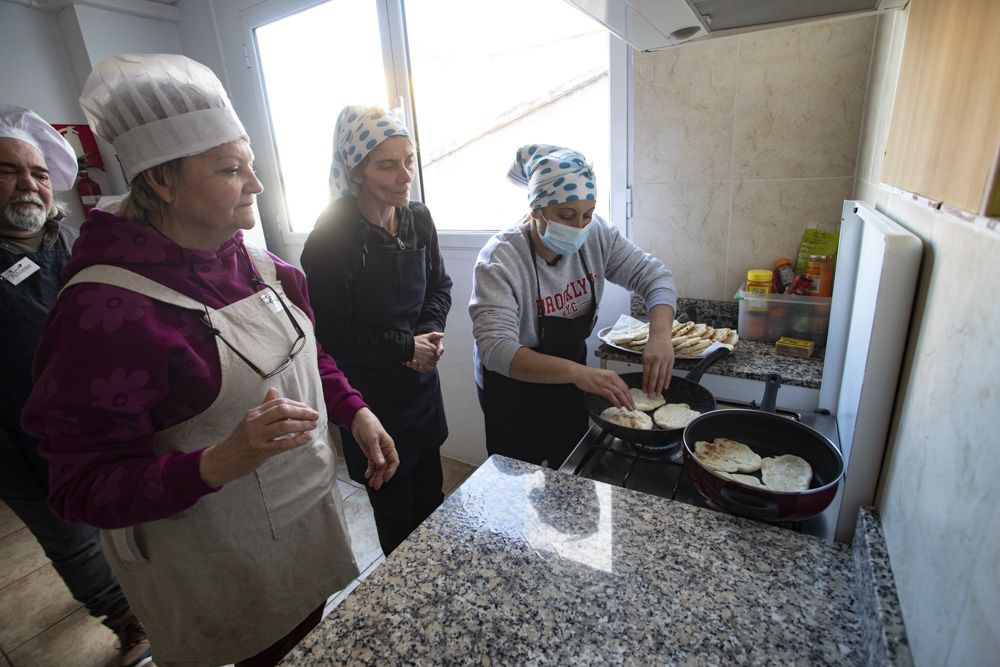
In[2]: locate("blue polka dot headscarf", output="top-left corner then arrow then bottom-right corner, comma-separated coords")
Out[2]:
506,144 -> 596,209
328,105 -> 411,199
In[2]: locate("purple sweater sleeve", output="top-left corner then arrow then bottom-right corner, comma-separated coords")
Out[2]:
24,286 -> 220,529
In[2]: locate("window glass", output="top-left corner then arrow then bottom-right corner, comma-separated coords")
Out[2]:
254,0 -> 389,233
404,0 -> 610,231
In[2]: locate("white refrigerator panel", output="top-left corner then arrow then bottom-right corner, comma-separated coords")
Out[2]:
821,201 -> 921,541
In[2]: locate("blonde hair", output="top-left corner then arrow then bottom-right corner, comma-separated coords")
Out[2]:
117,159 -> 183,223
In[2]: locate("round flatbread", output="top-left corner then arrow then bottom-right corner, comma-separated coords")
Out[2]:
730,473 -> 765,488
693,438 -> 762,473
674,322 -> 695,337
681,339 -> 712,356
710,327 -> 732,342
629,388 -> 666,411
600,406 -> 653,430
761,454 -> 813,492
652,403 -> 700,429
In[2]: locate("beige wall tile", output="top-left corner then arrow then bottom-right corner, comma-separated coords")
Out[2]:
633,181 -> 731,300
0,564 -> 80,652
0,528 -> 48,591
946,510 -> 1000,663
876,213 -> 1000,665
633,40 -> 737,183
734,17 -> 875,180
858,10 -> 908,184
726,177 -> 853,296
8,607 -> 116,667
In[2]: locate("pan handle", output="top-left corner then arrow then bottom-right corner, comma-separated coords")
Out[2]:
719,486 -> 781,520
685,347 -> 730,384
759,373 -> 783,413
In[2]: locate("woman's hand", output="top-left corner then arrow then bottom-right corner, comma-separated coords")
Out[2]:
641,331 -> 675,396
404,332 -> 444,373
199,388 -> 319,488
350,407 -> 399,490
642,304 -> 675,396
571,366 -> 636,411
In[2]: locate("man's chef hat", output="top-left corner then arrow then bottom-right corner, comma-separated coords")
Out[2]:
79,53 -> 247,184
0,103 -> 78,191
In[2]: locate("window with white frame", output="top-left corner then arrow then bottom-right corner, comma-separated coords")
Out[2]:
247,0 -> 616,235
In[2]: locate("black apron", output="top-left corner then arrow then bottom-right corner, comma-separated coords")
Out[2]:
0,235 -> 72,487
481,226 -> 597,468
337,222 -> 448,484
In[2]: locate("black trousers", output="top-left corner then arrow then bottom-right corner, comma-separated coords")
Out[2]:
0,431 -> 130,628
365,446 -> 444,556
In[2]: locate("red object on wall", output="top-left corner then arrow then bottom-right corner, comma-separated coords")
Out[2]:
51,124 -> 105,170
76,170 -> 102,214
52,123 -> 107,213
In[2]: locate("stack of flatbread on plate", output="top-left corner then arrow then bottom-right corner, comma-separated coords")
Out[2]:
670,321 -> 739,357
606,317 -> 739,357
693,438 -> 813,492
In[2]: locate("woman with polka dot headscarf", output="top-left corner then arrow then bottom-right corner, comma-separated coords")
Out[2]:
469,144 -> 677,467
301,105 -> 452,556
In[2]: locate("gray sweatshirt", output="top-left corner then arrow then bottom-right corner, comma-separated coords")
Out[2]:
470,214 -> 677,388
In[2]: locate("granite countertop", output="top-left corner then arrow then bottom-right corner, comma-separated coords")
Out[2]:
283,457 -> 909,666
596,339 -> 825,389
598,296 -> 825,389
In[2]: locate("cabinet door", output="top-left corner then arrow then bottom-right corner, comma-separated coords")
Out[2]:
881,0 -> 1000,216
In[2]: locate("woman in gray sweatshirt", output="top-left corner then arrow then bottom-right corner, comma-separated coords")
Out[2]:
470,144 -> 677,467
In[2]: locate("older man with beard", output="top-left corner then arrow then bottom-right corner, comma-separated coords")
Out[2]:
0,104 -> 152,667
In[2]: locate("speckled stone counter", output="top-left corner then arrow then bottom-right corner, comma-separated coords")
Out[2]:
597,339 -> 825,389
600,296 -> 825,389
282,457 -> 908,666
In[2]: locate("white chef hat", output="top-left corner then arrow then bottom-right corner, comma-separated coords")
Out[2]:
79,53 -> 247,184
0,103 -> 78,191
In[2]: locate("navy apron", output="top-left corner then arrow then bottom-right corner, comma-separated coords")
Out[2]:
0,235 -> 72,486
337,221 -> 448,484
482,226 -> 597,468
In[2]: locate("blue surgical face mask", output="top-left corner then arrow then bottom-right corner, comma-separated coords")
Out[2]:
537,214 -> 591,256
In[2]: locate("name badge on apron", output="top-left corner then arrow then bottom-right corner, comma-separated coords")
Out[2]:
258,288 -> 282,313
1,257 -> 41,286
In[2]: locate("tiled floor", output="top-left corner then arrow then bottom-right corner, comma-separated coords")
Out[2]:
0,455 -> 477,666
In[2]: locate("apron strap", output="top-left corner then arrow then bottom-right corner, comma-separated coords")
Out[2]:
244,244 -> 278,283
62,265 -> 213,312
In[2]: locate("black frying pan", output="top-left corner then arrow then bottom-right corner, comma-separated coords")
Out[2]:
681,374 -> 845,521
584,347 -> 728,452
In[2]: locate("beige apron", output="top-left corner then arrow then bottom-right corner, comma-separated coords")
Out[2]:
64,248 -> 359,666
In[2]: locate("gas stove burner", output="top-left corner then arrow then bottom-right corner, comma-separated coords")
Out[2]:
623,438 -> 682,458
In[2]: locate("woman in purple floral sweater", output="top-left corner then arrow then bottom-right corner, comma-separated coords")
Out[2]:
22,54 -> 398,667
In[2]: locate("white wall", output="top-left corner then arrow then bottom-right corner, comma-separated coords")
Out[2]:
0,3 -> 84,121
855,8 -> 1000,665
1,2 -> 89,226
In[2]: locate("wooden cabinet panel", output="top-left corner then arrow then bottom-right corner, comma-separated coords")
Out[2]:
881,0 -> 1000,216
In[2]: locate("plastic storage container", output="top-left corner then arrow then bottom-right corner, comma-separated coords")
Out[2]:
736,283 -> 832,346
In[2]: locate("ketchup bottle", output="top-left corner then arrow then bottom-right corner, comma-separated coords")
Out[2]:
785,274 -> 813,295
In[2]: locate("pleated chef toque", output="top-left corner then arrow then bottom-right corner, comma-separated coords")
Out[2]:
79,53 -> 247,184
0,103 -> 78,191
